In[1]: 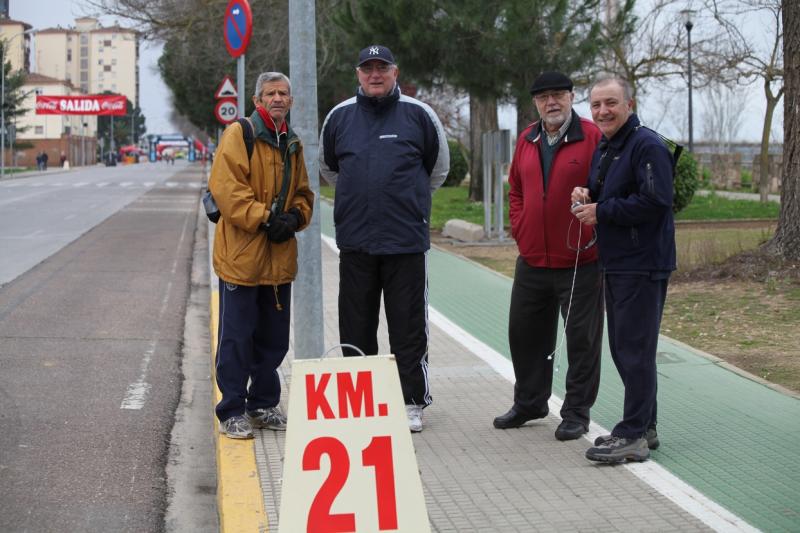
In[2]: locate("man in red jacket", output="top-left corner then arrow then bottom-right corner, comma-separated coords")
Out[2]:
493,72 -> 604,441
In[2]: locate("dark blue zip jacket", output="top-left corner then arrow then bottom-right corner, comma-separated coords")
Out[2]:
319,85 -> 449,254
588,114 -> 676,272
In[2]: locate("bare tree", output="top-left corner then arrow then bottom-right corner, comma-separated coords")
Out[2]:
704,0 -> 784,202
701,84 -> 746,151
765,0 -> 797,258
416,86 -> 470,148
600,0 -> 686,102
598,0 -> 748,135
83,0 -> 220,39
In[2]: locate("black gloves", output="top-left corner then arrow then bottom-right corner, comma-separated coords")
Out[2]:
264,208 -> 303,243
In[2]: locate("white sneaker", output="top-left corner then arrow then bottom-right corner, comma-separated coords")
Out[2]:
406,404 -> 423,433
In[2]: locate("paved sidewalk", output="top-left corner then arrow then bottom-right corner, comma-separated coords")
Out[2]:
211,201 -> 799,532
254,244 -> 712,532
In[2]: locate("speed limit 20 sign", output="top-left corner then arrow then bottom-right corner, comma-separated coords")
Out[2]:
215,97 -> 238,124
279,356 -> 430,533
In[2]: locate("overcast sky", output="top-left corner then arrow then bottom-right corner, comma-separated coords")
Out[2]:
11,0 -> 175,134
11,1 -> 783,143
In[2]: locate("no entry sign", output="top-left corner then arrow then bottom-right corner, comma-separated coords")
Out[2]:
223,0 -> 252,58
279,356 -> 430,533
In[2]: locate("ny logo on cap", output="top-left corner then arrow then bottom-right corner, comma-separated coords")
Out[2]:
369,46 -> 380,55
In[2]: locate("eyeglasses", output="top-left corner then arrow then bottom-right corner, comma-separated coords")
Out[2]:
357,63 -> 393,74
534,90 -> 570,102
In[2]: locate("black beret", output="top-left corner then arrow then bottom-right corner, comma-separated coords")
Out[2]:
529,71 -> 573,95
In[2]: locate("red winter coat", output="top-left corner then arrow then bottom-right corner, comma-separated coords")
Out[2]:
508,111 -> 601,268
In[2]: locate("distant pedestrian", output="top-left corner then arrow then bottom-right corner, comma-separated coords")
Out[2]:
209,71 -> 314,440
494,71 -> 604,443
41,151 -> 48,170
60,152 -> 67,167
35,152 -> 43,171
572,77 -> 676,463
319,44 -> 449,433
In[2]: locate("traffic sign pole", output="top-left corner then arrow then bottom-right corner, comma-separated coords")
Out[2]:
223,0 -> 252,119
237,55 -> 245,119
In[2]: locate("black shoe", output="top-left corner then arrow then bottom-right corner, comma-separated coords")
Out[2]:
594,427 -> 660,450
555,420 -> 587,441
493,407 -> 544,429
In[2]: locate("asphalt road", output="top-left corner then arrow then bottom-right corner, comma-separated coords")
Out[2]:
0,162 -> 204,532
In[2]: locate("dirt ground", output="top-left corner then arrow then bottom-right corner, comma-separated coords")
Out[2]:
431,224 -> 800,395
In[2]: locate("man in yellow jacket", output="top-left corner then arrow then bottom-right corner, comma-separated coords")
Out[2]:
209,71 -> 314,439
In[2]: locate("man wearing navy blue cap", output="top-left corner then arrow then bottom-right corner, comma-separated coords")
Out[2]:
493,71 -> 604,443
320,45 -> 449,433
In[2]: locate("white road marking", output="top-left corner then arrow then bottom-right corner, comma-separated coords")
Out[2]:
121,213 -> 192,410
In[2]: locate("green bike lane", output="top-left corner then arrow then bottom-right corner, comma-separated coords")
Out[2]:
320,201 -> 800,531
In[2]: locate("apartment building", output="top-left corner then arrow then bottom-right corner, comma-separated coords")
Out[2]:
7,16 -> 139,168
36,17 -> 139,106
0,17 -> 32,73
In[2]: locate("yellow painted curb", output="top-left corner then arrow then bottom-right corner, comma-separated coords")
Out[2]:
211,289 -> 269,532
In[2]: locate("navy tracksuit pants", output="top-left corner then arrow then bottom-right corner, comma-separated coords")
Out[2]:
215,279 -> 291,422
338,251 -> 431,407
605,273 -> 669,439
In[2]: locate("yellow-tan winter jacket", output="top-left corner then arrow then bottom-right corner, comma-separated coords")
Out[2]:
209,113 -> 314,286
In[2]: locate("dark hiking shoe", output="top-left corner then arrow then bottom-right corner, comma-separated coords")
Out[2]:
246,407 -> 287,431
585,436 -> 650,463
219,415 -> 254,439
594,427 -> 660,450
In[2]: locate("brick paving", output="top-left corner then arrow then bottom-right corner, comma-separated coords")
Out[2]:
253,243 -> 711,532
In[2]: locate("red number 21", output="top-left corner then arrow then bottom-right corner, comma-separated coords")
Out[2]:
303,436 -> 397,533
362,436 -> 398,530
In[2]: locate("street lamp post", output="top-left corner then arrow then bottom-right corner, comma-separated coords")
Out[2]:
682,10 -> 695,153
1,28 -> 35,179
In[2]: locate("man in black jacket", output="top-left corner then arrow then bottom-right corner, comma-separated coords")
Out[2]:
319,45 -> 449,432
572,77 -> 676,463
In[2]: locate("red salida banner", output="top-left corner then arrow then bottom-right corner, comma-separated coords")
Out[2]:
36,95 -> 127,116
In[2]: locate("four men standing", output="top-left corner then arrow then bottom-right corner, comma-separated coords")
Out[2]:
209,47 -> 674,462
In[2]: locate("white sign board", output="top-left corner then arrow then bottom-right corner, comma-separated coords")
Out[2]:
279,356 -> 430,533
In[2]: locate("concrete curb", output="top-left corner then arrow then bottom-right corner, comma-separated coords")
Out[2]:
204,154 -> 268,532
210,289 -> 269,532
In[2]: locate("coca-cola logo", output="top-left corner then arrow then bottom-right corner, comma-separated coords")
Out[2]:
36,100 -> 58,111
100,99 -> 125,110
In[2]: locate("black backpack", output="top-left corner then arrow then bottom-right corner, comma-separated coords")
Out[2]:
203,118 -> 254,223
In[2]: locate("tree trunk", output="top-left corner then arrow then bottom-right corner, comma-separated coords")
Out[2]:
516,95 -> 537,137
758,88 -> 779,203
468,94 -> 498,202
766,0 -> 799,259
